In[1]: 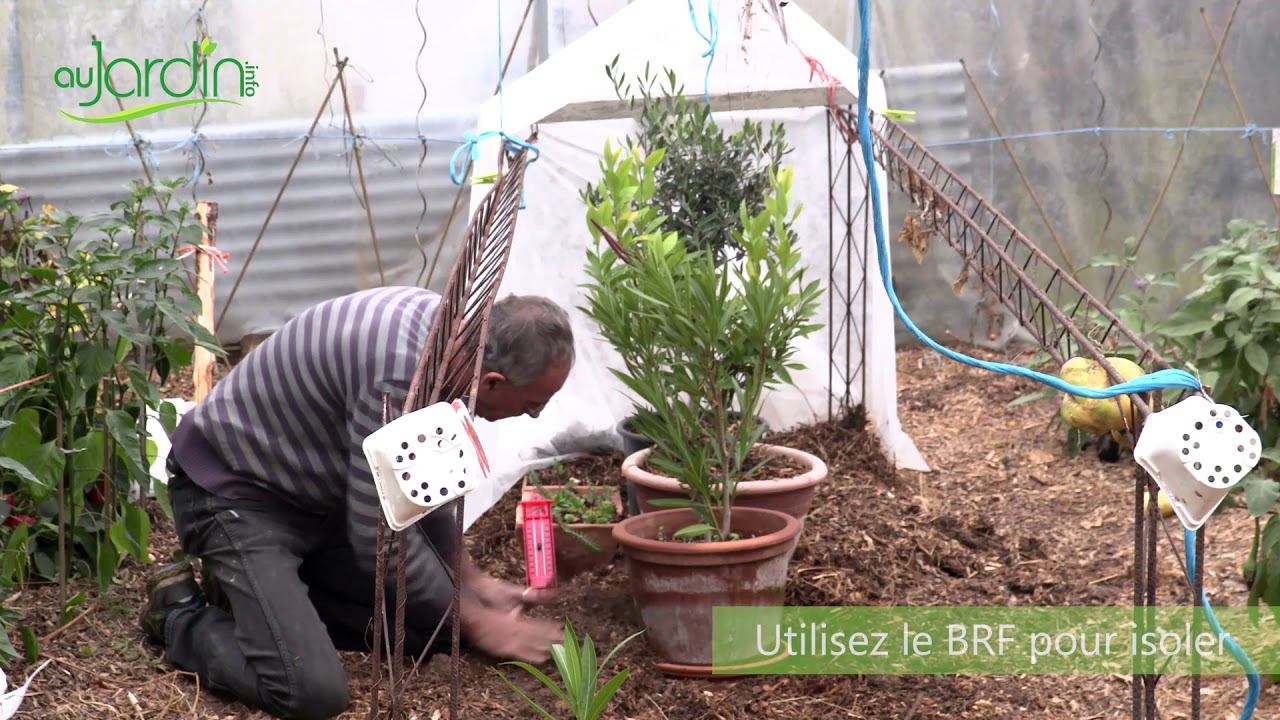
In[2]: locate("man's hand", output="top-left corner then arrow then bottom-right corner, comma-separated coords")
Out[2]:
460,598 -> 562,664
472,575 -> 558,612
461,556 -> 557,611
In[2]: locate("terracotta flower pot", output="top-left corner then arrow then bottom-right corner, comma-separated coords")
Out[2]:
612,506 -> 801,673
624,443 -> 827,521
617,413 -> 772,516
516,484 -> 625,581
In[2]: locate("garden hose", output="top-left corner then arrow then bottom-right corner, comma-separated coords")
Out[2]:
1185,528 -> 1260,719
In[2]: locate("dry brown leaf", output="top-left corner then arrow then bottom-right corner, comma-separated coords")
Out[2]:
1027,448 -> 1055,465
953,261 -> 971,295
897,214 -> 931,264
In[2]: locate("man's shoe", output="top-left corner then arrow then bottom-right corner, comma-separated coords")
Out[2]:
141,560 -> 205,645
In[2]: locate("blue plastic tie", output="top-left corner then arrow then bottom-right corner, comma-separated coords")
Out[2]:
687,0 -> 719,107
852,0 -> 1200,401
1185,528 -> 1260,719
448,131 -> 539,209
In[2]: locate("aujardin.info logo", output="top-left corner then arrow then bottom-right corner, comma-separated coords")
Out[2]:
54,37 -> 258,124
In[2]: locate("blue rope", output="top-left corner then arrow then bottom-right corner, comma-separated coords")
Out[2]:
852,0 -> 1200,400
1185,528 -> 1259,719
687,0 -> 719,107
448,130 -> 540,186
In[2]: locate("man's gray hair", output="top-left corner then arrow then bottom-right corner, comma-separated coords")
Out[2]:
482,294 -> 575,387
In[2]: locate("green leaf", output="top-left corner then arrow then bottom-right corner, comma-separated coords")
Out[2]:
0,458 -> 43,492
151,478 -> 173,520
586,669 -> 631,719
1157,317 -> 1218,338
125,502 -> 151,563
1,524 -> 30,587
0,624 -> 19,669
74,342 -> 115,390
106,409 -> 150,481
495,670 -> 560,720
672,523 -> 718,539
20,625 -> 38,664
110,503 -> 150,564
159,401 -> 179,436
1226,287 -> 1263,314
96,539 -> 118,593
1199,336 -> 1229,358
644,498 -> 699,508
1245,343 -> 1270,377
1244,475 -> 1280,517
62,590 -> 87,624
69,431 -> 106,498
1005,389 -> 1055,408
500,660 -> 570,707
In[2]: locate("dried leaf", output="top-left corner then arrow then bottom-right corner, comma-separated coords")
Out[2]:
953,261 -> 971,295
897,215 -> 930,264
1027,448 -> 1055,465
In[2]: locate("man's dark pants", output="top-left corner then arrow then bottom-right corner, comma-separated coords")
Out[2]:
163,464 -> 451,720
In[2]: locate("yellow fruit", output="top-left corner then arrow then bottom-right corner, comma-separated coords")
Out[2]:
1144,490 -> 1175,518
1059,356 -> 1145,435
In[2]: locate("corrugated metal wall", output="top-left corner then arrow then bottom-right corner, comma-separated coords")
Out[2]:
0,110 -> 478,345
0,65 -> 980,350
877,62 -> 1021,349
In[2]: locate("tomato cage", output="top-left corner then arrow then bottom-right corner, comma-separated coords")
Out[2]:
827,105 -> 1217,720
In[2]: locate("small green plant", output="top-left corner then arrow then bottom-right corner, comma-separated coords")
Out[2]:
579,137 -> 822,543
525,471 -> 618,553
527,472 -> 618,526
0,178 -> 222,664
1077,220 -> 1280,606
498,619 -> 642,720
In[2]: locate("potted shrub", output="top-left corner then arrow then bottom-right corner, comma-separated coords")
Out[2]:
578,132 -> 825,673
581,62 -> 790,481
516,462 -> 625,581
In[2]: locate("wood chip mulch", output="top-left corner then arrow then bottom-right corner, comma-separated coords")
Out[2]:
7,343 -> 1275,719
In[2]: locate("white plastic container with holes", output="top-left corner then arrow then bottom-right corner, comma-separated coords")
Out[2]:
362,399 -> 491,530
1134,395 -> 1262,531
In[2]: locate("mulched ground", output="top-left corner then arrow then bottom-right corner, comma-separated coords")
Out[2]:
7,343 -> 1276,719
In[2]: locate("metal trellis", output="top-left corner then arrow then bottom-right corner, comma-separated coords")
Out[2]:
837,105 -> 1205,720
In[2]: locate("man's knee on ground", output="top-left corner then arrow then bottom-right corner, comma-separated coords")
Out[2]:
261,663 -> 350,720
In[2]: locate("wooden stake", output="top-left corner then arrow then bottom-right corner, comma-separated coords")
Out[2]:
193,201 -> 219,402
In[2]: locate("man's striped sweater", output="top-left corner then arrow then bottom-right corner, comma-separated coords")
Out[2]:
169,285 -> 458,612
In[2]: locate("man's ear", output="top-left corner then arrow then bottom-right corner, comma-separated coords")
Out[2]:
478,371 -> 506,391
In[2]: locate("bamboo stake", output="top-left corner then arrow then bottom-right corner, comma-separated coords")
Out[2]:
335,47 -> 386,286
959,58 -> 1076,276
1199,10 -> 1280,219
193,202 -> 219,402
1103,0 -> 1242,306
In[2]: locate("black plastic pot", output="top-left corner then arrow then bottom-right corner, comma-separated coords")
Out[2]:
615,412 -> 771,516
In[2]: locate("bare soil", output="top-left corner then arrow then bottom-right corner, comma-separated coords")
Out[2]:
8,343 -> 1276,719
